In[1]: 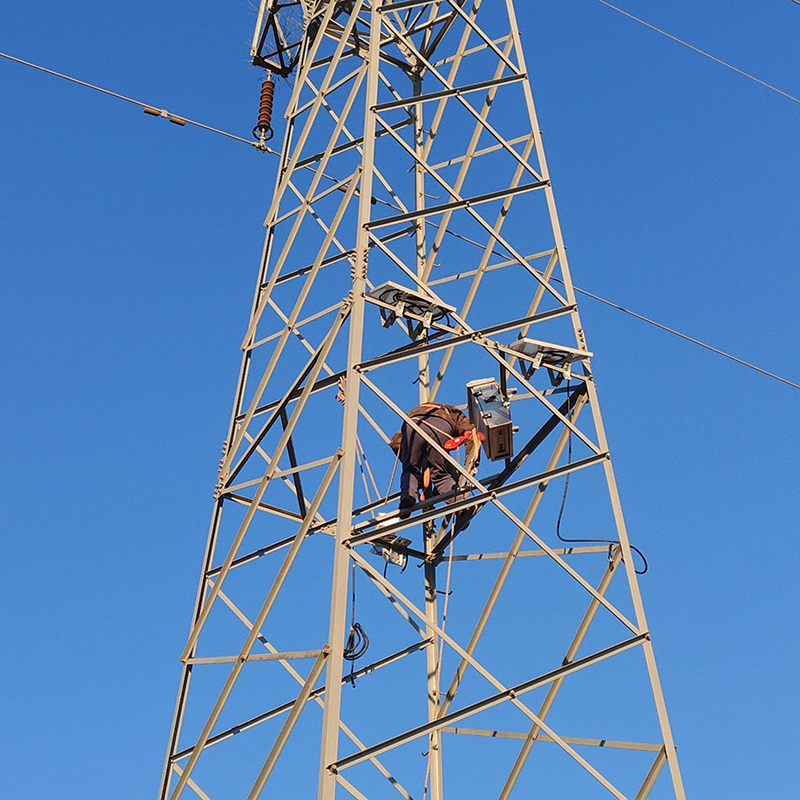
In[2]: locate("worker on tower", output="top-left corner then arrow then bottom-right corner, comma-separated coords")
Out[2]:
392,402 -> 480,530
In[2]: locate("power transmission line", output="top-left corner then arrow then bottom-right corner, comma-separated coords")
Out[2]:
0,50 -> 272,150
594,0 -> 800,106
570,284 -> 800,391
2,47 -> 797,392
440,227 -> 800,392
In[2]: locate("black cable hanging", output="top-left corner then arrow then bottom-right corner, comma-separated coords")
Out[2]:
555,381 -> 649,575
343,560 -> 369,685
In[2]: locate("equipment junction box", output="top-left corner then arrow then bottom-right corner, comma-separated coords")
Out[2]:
467,378 -> 514,461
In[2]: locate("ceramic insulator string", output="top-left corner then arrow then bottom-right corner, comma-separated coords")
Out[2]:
253,77 -> 275,142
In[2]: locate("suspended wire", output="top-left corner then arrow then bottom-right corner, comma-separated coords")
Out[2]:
4,50 -> 797,392
434,223 -> 800,392
593,0 -> 800,106
568,283 -> 800,391
555,381 -> 649,574
0,50 -> 273,150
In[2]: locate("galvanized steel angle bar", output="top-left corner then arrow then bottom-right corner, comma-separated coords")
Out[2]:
181,316 -> 347,660
516,248 -> 563,345
381,0 -> 447,14
187,651 -> 324,665
317,8 -> 383,787
337,552 -> 640,798
379,13 -> 539,181
451,545 -> 611,561
328,633 -> 647,774
272,225 -> 413,290
273,170 -> 361,232
248,310 -> 400,457
445,727 -> 663,752
274,248 -> 356,287
487,489 -> 639,633
274,185 -> 350,269
312,82 -> 411,216
502,1 -> 596,404
425,138 -> 542,396
226,304 -> 351,485
408,454 -> 609,548
637,637 -> 686,798
222,455 -> 335,502
229,184 -> 360,474
238,429 -> 325,524
243,370 -> 348,424
427,132 -> 531,172
418,0 -> 484,166
352,552 -> 428,638
335,774 -> 371,800
247,167 -> 360,354
365,179 -> 548,229
180,586 -> 427,800
206,531 -> 299,577
356,306 -> 576,373
349,547 -> 544,704
169,453 -> 343,799
419,34 -> 532,295
259,106 -> 366,285
373,71 -> 525,113
222,494 -> 306,525
635,747 -> 668,800
364,229 -> 453,295
283,0 -> 362,120
498,547 -> 625,800
431,33 -> 511,70
249,300 -> 341,352
293,62 -> 366,118
293,115 -> 414,173
418,10 -> 467,60
263,29 -> 367,232
424,246 -> 554,287
364,115 -> 567,306
386,0 -> 468,61
352,374 -> 635,633
385,2 -> 424,33
169,763 -> 212,800
158,497 -> 226,800
246,646 -> 331,799
442,0 -> 521,74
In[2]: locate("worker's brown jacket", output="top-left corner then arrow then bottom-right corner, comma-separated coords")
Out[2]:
404,403 -> 478,466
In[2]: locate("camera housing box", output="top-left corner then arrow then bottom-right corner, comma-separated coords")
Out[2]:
467,378 -> 513,461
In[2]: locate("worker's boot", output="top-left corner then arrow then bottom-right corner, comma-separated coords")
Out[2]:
454,506 -> 476,534
398,494 -> 415,519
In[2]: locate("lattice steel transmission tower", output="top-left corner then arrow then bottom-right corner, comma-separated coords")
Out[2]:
159,2 -> 686,798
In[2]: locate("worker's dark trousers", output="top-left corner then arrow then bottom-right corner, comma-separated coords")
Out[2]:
400,416 -> 457,501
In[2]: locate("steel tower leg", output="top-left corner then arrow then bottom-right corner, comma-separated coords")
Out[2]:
159,2 -> 687,798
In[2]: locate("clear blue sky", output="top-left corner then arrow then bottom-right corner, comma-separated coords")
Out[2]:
1,1 -> 798,797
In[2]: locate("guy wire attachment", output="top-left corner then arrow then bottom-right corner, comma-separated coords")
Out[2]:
253,72 -> 275,151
